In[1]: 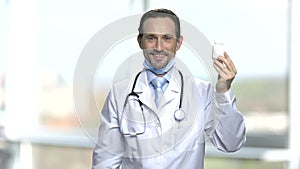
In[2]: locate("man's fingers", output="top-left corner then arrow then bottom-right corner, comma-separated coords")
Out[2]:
223,52 -> 237,74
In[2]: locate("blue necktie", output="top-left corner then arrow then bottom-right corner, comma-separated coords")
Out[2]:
151,77 -> 167,108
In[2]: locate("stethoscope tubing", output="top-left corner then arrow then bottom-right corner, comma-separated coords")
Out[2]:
129,70 -> 183,109
120,69 -> 184,136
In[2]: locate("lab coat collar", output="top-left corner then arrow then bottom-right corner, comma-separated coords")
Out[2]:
133,67 -> 181,111
132,70 -> 156,110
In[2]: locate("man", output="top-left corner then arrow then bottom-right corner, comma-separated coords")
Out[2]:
92,8 -> 246,169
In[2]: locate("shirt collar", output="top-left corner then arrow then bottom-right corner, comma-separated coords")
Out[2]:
146,67 -> 174,85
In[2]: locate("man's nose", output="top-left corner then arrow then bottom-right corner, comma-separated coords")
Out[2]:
155,38 -> 164,52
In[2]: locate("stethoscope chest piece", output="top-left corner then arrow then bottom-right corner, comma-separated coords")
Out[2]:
174,109 -> 185,122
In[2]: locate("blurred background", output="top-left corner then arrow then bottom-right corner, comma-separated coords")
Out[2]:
0,0 -> 299,169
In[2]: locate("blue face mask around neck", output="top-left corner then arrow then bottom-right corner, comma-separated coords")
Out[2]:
143,58 -> 175,75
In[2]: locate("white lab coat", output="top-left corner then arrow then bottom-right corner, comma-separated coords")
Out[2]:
92,67 -> 246,169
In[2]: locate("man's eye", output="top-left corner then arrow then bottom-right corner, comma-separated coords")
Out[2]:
147,36 -> 155,41
163,36 -> 173,41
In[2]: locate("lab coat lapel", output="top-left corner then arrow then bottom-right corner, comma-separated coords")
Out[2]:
132,69 -> 181,110
160,69 -> 181,108
132,71 -> 156,110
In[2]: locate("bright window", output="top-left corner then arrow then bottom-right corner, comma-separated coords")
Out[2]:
0,0 -> 292,168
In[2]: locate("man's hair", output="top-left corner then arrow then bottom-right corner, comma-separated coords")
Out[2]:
138,8 -> 181,40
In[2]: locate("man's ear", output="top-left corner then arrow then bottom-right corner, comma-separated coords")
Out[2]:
137,35 -> 143,49
175,36 -> 183,51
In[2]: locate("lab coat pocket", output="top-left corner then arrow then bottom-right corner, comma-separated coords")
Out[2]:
122,128 -> 161,158
119,96 -> 145,136
173,123 -> 205,152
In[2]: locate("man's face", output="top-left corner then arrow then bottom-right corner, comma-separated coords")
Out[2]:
138,17 -> 183,70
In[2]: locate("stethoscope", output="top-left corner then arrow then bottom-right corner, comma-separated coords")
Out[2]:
120,69 -> 185,136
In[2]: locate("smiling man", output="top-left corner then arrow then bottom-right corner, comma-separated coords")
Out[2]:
92,8 -> 246,169
138,16 -> 182,73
